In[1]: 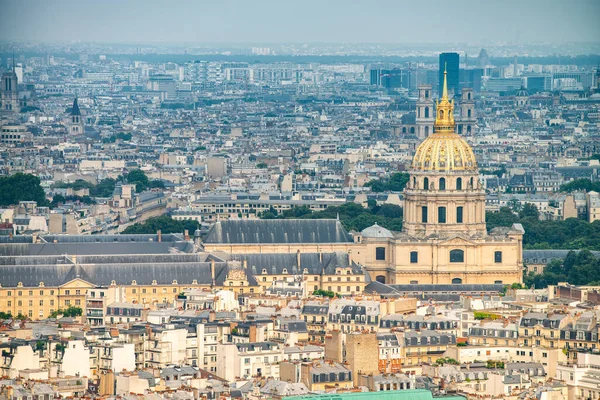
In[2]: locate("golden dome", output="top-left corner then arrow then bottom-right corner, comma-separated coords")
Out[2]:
412,131 -> 478,171
411,63 -> 478,172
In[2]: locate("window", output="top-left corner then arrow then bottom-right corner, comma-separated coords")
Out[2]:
375,247 -> 386,261
452,278 -> 463,284
495,251 -> 502,263
424,177 -> 429,190
450,249 -> 464,263
457,206 -> 463,223
439,178 -> 446,191
422,206 -> 428,223
424,107 -> 430,118
456,178 -> 462,190
438,207 -> 446,223
410,251 -> 418,263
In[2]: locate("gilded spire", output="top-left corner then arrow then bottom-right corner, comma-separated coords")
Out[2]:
434,61 -> 455,134
441,62 -> 448,100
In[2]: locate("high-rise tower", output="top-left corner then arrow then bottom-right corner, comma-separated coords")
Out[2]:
439,53 -> 459,97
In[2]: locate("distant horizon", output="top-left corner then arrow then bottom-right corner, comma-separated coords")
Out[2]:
1,0 -> 599,45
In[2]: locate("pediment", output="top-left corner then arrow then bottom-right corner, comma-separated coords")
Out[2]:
438,236 -> 477,246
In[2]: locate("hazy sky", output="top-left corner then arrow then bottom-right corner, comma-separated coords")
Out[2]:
1,0 -> 599,44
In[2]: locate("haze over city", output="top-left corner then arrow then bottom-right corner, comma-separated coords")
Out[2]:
1,0 -> 599,45
0,1 -> 600,399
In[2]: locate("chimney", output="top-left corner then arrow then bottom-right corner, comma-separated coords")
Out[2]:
184,230 -> 189,241
9,232 -> 13,240
319,252 -> 323,263
157,230 -> 162,242
249,325 -> 258,342
209,310 -> 216,322
296,250 -> 301,271
210,260 -> 216,287
348,250 -> 352,265
243,259 -> 248,269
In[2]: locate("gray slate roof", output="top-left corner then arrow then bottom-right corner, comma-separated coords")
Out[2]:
203,219 -> 353,244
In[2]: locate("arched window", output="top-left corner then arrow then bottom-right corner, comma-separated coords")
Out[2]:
439,178 -> 446,191
410,127 -> 415,134
450,249 -> 465,263
376,275 -> 386,284
468,93 -> 471,100
438,207 -> 446,223
456,178 -> 462,190
470,177 -> 474,188
467,125 -> 472,134
402,127 -> 407,133
452,278 -> 463,284
418,108 -> 421,118
457,206 -> 464,223
439,110 -> 443,119
424,126 -> 429,136
424,177 -> 429,190
425,90 -> 429,99
421,206 -> 428,223
467,109 -> 472,118
424,107 -> 429,118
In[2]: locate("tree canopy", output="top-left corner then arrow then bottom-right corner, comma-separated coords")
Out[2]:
122,215 -> 199,234
560,178 -> 600,193
0,173 -> 48,207
260,202 -> 403,232
364,172 -> 410,193
525,250 -> 600,288
486,205 -> 600,251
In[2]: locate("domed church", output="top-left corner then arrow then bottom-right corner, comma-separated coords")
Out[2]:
357,68 -> 524,285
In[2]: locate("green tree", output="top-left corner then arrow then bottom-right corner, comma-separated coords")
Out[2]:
560,178 -> 600,193
125,169 -> 150,192
364,172 -> 410,192
485,207 -> 519,230
519,203 -> 540,220
122,215 -> 199,234
0,173 -> 49,207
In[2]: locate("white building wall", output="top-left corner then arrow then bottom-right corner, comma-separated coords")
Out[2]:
61,340 -> 91,378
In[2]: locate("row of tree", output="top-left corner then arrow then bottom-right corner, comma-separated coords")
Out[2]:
525,250 -> 600,288
122,215 -> 200,234
53,169 -> 165,198
486,205 -> 600,251
560,178 -> 600,193
260,202 -> 404,232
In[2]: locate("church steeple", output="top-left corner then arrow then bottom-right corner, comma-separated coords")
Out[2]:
434,63 -> 455,134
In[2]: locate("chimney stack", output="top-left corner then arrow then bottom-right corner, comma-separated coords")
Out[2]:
157,230 -> 162,242
296,250 -> 301,271
184,230 -> 189,241
210,260 -> 216,287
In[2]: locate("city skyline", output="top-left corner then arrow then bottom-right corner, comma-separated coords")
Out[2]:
1,0 -> 599,45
